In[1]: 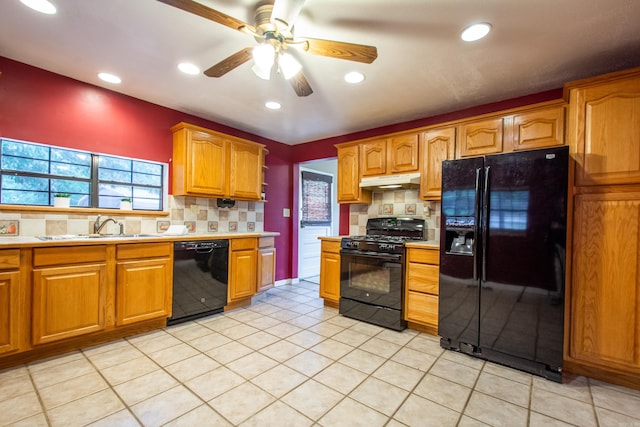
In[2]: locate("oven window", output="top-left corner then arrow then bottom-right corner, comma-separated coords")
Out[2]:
346,260 -> 402,294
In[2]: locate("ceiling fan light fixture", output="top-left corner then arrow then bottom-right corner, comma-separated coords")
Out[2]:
178,62 -> 200,75
98,72 -> 121,84
279,53 -> 302,80
461,23 -> 492,42
20,0 -> 56,14
344,71 -> 365,84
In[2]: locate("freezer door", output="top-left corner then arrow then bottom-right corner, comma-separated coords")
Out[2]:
480,146 -> 568,368
439,156 -> 484,349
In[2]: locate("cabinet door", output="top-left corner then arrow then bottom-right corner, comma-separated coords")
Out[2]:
116,257 -> 172,326
229,140 -> 263,200
512,106 -> 565,151
229,249 -> 257,301
570,192 -> 640,371
569,76 -> 640,186
0,270 -> 20,354
186,130 -> 227,196
458,117 -> 503,157
320,246 -> 341,305
257,247 -> 276,293
421,127 -> 456,200
32,263 -> 107,345
337,145 -> 371,203
360,139 -> 387,176
388,133 -> 419,173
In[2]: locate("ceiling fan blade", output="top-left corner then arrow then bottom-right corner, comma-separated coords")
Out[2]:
204,47 -> 253,77
301,38 -> 378,64
157,0 -> 255,33
289,71 -> 313,97
271,0 -> 306,28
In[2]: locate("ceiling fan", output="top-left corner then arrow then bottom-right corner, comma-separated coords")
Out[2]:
157,0 -> 378,97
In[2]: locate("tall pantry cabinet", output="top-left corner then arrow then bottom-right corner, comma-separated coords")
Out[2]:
564,67 -> 640,389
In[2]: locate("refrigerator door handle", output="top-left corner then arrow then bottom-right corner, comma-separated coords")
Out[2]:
481,166 -> 490,282
473,167 -> 481,281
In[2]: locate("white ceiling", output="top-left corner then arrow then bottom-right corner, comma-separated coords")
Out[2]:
1,0 -> 640,145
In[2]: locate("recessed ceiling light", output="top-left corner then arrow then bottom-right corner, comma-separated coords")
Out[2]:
178,62 -> 200,75
461,23 -> 492,42
265,101 -> 281,110
20,0 -> 56,14
344,71 -> 365,84
98,72 -> 121,84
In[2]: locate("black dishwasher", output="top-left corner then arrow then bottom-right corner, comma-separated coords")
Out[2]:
168,240 -> 228,325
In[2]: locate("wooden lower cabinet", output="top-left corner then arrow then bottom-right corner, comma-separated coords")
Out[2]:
0,249 -> 22,355
567,191 -> 640,387
404,246 -> 439,334
257,237 -> 276,293
116,242 -> 173,326
229,238 -> 257,302
319,240 -> 341,307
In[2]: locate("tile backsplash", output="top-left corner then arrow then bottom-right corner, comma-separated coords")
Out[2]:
349,189 -> 441,241
0,196 -> 264,237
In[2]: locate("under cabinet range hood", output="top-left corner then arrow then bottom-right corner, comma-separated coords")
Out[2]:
359,173 -> 421,190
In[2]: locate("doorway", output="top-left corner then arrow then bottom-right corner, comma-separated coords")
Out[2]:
298,160 -> 339,283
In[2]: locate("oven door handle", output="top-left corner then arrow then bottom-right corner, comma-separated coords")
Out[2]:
340,249 -> 402,262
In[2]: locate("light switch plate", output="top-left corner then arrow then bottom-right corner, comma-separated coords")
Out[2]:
283,208 -> 291,217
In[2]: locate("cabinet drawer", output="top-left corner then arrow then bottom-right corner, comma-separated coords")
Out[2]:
33,246 -> 107,267
117,242 -> 172,260
408,248 -> 439,264
259,237 -> 275,248
321,240 -> 341,254
406,291 -> 439,326
406,262 -> 439,294
231,238 -> 257,250
0,249 -> 20,270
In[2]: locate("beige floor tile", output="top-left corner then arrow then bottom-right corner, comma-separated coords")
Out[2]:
339,348 -> 386,374
224,307 -> 264,323
30,357 -> 97,389
185,366 -> 246,401
307,321 -> 345,338
391,347 -> 436,372
197,315 -> 242,332
244,315 -> 282,330
285,330 -> 326,348
358,337 -> 402,358
87,409 -> 141,427
326,315 -> 359,328
591,381 -> 640,419
268,309 -> 302,322
595,406 -> 640,427
0,364 -> 28,380
85,344 -> 144,370
413,374 -> 472,412
318,397 -> 388,427
188,331 -> 232,353
311,339 -> 355,360
458,415 -> 492,426
475,371 -> 530,407
441,349 -> 485,369
590,378 -> 640,398
114,369 -> 179,406
284,350 -> 334,376
285,314 -> 322,329
163,404 -> 232,427
306,308 -> 339,321
282,379 -> 344,420
258,339 -> 305,362
287,303 -> 318,315
332,329 -> 371,347
464,391 -> 528,427
131,385 -> 202,426
126,329 -> 168,344
9,411 -> 49,427
166,322 -> 215,341
385,419 -> 409,427
165,353 -> 220,382
238,330 -> 281,350
206,340 -> 253,364
81,339 -> 132,358
531,387 -> 597,426
0,390 -> 42,425
146,342 -> 200,366
209,382 -> 276,425
393,395 -> 460,427
264,322 -> 303,338
481,361 -> 533,385
47,388 -> 124,427
39,371 -> 108,409
375,328 -> 417,346
349,376 -> 409,416
219,323 -> 260,340
28,351 -> 85,373
100,355 -> 160,386
247,302 -> 281,316
251,364 -> 308,397
533,375 -> 591,403
226,351 -> 279,379
241,401 -> 313,427
529,411 -> 576,426
429,357 -> 481,388
372,360 -> 424,391
130,332 -> 182,354
405,334 -> 445,356
348,321 -> 385,337
314,362 -> 368,394
0,371 -> 35,401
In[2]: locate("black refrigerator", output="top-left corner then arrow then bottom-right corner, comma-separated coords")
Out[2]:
438,146 -> 568,382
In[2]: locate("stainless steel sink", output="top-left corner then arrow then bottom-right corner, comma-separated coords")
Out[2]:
36,234 -> 158,241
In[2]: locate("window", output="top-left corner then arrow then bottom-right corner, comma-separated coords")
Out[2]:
301,171 -> 332,226
0,138 -> 165,210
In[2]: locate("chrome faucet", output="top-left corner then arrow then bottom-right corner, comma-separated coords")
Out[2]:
93,215 -> 120,234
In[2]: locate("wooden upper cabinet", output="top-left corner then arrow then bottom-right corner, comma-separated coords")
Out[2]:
458,117 -> 504,157
360,139 -> 387,176
388,133 -> 420,173
420,127 -> 456,200
336,144 -> 372,204
229,140 -> 264,200
566,69 -> 640,186
512,105 -> 565,151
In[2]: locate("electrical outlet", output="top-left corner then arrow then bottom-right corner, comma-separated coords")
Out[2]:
283,208 -> 291,217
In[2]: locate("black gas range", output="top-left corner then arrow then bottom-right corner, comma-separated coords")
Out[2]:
339,217 -> 426,330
